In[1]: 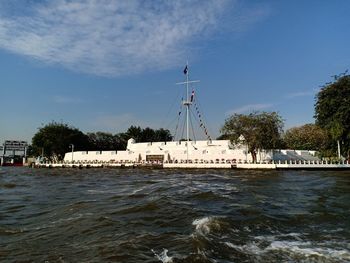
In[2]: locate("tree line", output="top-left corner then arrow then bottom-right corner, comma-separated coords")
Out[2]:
30,73 -> 350,161
221,74 -> 350,161
30,124 -> 172,161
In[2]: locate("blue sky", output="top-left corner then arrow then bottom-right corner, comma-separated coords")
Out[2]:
0,0 -> 349,143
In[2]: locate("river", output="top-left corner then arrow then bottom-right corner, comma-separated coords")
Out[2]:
1,167 -> 349,262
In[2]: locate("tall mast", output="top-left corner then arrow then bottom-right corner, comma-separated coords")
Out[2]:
176,62 -> 199,162
186,61 -> 189,151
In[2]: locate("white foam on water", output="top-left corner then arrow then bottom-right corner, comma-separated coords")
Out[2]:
254,232 -> 302,242
50,213 -> 83,224
129,187 -> 147,195
225,241 -> 265,256
224,242 -> 235,248
280,232 -> 303,241
192,216 -> 222,236
151,249 -> 173,263
283,232 -> 301,237
193,217 -> 211,235
225,237 -> 350,261
87,189 -> 104,194
267,240 -> 350,260
1,228 -> 24,234
230,228 -> 240,233
243,226 -> 251,232
254,235 -> 276,242
323,228 -> 344,233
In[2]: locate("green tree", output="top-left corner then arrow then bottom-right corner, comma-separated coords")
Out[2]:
216,134 -> 230,140
121,126 -> 172,143
87,132 -> 125,150
283,124 -> 328,151
140,127 -> 156,142
124,126 -> 143,142
31,122 -> 89,161
26,145 -> 34,157
315,75 -> 350,158
153,128 -> 173,142
221,111 -> 284,162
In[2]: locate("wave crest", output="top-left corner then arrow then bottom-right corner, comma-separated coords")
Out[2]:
192,216 -> 223,236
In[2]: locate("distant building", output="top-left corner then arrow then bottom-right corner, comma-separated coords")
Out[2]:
0,140 -> 28,166
64,138 -> 319,164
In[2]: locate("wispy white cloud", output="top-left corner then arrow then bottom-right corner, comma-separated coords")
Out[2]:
0,0 -> 268,77
226,103 -> 273,115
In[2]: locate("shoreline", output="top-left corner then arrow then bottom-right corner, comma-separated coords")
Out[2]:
31,160 -> 350,170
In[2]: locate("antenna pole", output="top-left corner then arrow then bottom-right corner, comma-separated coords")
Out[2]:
176,62 -> 200,163
186,61 -> 189,162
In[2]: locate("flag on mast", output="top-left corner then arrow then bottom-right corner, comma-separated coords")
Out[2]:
190,90 -> 195,102
183,65 -> 188,75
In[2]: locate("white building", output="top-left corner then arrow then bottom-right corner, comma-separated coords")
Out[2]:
63,136 -> 320,165
63,65 -> 318,166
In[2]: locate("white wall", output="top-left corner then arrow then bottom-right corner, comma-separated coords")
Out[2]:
63,138 -> 316,163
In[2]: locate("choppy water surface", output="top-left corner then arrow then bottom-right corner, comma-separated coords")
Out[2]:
0,167 -> 350,263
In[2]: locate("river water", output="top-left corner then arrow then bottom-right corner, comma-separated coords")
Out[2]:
0,167 -> 349,263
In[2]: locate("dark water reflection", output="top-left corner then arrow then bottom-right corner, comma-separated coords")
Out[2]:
0,167 -> 349,262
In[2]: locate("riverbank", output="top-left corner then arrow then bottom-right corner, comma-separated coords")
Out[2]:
33,160 -> 350,170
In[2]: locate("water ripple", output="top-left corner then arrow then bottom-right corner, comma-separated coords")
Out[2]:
0,167 -> 349,262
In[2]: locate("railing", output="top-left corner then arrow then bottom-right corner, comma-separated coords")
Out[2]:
35,158 -> 350,169
49,158 -> 350,166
